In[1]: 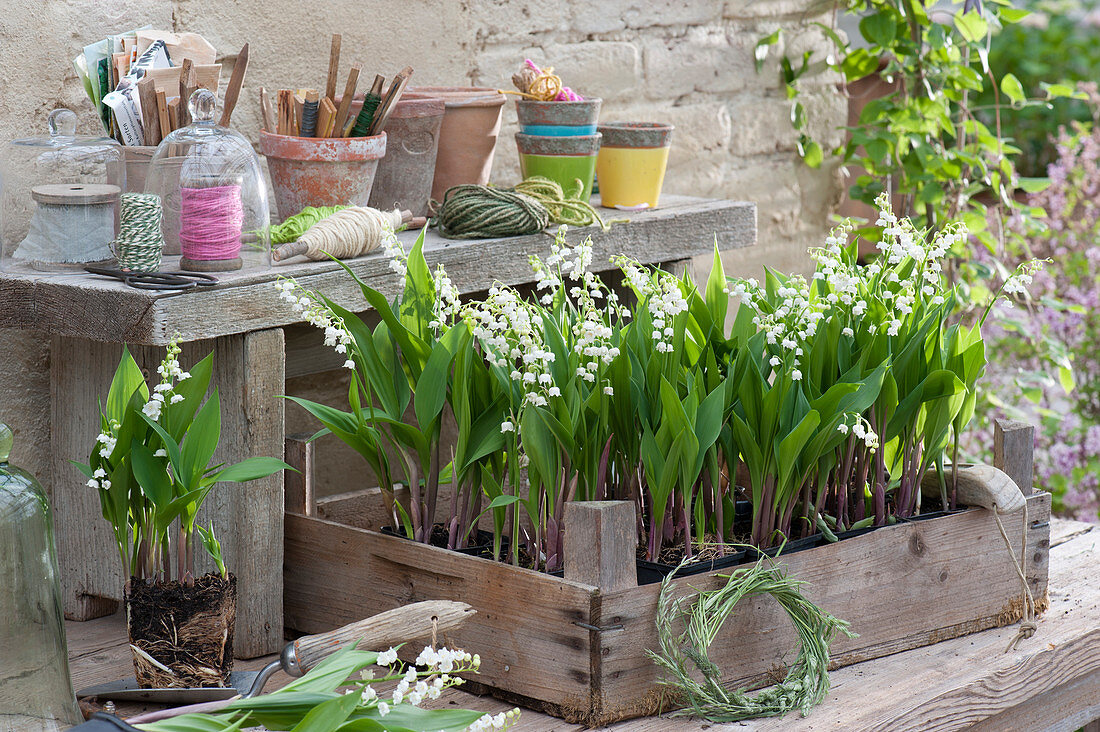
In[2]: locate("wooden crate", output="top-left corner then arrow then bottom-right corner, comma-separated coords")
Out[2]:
283,438 -> 1051,724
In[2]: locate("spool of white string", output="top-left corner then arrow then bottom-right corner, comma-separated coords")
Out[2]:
272,206 -> 404,262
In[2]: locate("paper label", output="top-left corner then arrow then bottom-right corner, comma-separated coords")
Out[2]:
101,40 -> 171,146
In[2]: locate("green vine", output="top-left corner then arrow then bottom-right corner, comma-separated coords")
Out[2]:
648,558 -> 855,722
756,0 -> 1085,244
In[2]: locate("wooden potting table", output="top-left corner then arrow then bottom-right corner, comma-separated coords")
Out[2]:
0,195 -> 755,658
68,517 -> 1100,730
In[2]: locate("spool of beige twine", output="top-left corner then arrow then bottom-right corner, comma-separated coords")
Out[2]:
271,206 -> 406,262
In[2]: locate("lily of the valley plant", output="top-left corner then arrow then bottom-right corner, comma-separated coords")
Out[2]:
278,201 -> 1040,571
137,641 -> 520,732
75,340 -> 290,585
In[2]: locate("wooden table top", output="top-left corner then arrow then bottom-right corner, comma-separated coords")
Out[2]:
0,196 -> 755,346
66,518 -> 1100,731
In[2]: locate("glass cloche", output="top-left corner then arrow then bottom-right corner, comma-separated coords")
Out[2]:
145,89 -> 270,271
0,108 -> 124,274
0,423 -> 82,730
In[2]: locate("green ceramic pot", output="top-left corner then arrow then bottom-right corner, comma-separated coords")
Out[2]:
515,132 -> 602,200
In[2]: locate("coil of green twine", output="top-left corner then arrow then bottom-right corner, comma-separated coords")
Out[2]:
270,205 -> 349,244
112,193 -> 165,272
350,92 -> 382,138
513,176 -> 612,231
433,185 -> 550,239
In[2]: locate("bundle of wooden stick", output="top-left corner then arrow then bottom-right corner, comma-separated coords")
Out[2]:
135,42 -> 249,147
259,34 -> 412,139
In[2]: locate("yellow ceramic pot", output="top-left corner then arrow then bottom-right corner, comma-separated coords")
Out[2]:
595,122 -> 673,209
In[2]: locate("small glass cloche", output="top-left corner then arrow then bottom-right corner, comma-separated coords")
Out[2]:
0,423 -> 82,730
145,89 -> 270,272
0,109 -> 124,274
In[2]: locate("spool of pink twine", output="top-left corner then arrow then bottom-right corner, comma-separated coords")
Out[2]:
179,185 -> 244,261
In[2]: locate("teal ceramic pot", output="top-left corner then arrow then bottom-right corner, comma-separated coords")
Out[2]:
516,98 -> 602,136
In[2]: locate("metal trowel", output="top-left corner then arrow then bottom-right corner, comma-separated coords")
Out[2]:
76,600 -> 474,705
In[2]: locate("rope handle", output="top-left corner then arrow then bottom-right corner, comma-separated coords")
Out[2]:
991,500 -> 1037,652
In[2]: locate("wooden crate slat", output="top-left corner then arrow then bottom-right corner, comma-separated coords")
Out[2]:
593,493 -> 1051,722
284,513 -> 597,708
740,520 -> 1098,731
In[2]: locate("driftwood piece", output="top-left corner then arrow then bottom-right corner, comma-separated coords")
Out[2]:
920,463 -> 1026,514
293,600 -> 474,670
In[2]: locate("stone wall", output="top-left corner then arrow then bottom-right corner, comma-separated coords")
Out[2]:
0,0 -> 843,485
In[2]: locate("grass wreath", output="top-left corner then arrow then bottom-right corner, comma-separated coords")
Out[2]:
647,557 -> 855,722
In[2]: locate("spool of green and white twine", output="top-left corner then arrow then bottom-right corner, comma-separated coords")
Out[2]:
112,193 -> 166,272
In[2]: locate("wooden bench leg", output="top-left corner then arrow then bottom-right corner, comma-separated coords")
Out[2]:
51,336 -> 126,620
194,328 -> 285,658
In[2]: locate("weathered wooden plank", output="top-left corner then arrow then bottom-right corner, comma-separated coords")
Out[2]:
284,434 -> 316,515
741,516 -> 1100,731
5,276 -> 168,343
0,197 -> 755,345
203,329 -> 285,657
50,336 -> 126,620
283,513 -> 597,710
564,501 -> 638,593
994,418 -> 1035,495
593,493 -> 1052,723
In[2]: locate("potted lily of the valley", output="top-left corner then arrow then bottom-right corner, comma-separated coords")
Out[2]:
277,197 -> 1042,575
270,200 -> 1048,723
75,339 -> 289,688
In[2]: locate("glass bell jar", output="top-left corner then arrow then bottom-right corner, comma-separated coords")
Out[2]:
145,89 -> 270,271
0,108 -> 124,274
0,423 -> 82,731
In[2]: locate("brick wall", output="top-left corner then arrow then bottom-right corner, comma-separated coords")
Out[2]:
466,0 -> 846,278
0,0 -> 844,482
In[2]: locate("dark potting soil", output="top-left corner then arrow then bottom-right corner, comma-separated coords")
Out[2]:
126,573 -> 236,688
379,524 -> 566,571
381,523 -> 496,555
749,533 -> 824,559
637,551 -> 748,586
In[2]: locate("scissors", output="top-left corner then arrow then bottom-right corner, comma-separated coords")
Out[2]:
84,266 -> 219,291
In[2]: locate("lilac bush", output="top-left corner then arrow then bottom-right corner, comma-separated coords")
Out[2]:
968,87 -> 1100,520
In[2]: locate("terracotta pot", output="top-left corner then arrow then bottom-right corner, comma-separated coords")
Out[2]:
516,98 -> 602,136
408,86 -> 505,203
259,130 -> 386,221
367,94 -> 445,217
